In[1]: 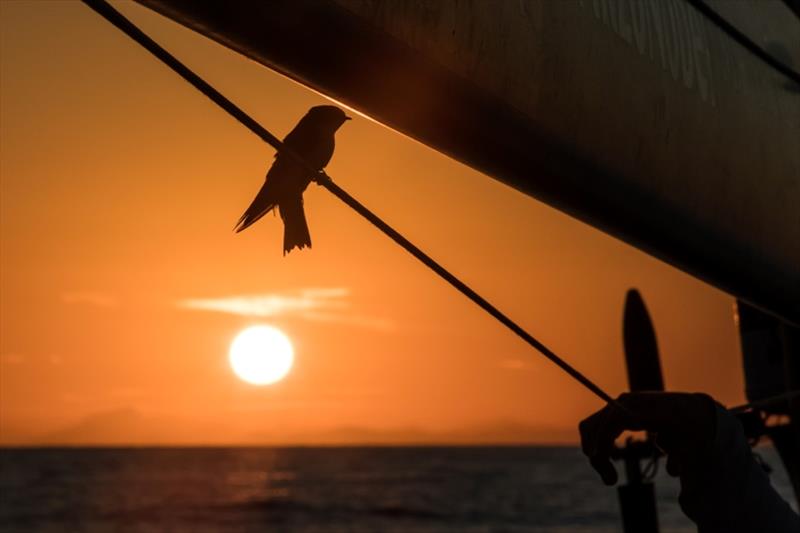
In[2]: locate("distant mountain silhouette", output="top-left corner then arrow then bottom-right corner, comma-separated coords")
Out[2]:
38,408 -> 230,446
40,408 -> 158,445
17,409 -> 576,446
247,420 -> 576,446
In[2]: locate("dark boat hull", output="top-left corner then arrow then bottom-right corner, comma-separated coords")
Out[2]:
136,0 -> 800,324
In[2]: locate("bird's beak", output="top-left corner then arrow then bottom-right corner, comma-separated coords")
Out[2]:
345,116 -> 352,120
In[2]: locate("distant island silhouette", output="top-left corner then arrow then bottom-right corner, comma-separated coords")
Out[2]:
2,407 -> 577,446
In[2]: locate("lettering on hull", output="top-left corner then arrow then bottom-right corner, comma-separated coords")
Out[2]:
586,0 -> 716,105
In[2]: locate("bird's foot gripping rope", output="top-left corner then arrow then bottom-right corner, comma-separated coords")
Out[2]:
313,172 -> 333,186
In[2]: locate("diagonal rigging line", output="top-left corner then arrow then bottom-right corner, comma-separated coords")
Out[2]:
684,0 -> 800,86
81,0 -> 621,406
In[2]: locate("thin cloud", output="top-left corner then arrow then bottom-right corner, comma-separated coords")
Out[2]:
178,288 -> 348,317
0,353 -> 63,366
0,353 -> 26,365
500,358 -> 531,370
61,291 -> 117,308
177,288 -> 393,331
299,310 -> 395,332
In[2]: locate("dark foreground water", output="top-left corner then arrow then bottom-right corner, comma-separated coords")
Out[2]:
0,446 -> 795,532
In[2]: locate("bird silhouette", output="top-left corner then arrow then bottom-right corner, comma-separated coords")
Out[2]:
234,105 -> 350,253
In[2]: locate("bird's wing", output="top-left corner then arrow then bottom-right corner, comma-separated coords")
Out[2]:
233,177 -> 279,232
281,121 -> 331,170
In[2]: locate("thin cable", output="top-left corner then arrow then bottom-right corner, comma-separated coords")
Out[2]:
81,0 -> 621,407
729,390 -> 800,414
685,0 -> 800,86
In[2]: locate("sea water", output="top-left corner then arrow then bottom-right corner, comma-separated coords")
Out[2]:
0,446 -> 794,532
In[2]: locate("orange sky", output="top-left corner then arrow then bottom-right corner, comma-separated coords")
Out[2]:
0,1 -> 744,445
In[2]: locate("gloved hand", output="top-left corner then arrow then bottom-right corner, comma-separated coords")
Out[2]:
579,391 -> 718,486
579,391 -> 800,532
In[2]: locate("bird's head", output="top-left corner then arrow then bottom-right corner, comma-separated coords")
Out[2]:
305,105 -> 351,132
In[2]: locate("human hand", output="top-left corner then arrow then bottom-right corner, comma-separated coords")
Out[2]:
579,392 -> 718,485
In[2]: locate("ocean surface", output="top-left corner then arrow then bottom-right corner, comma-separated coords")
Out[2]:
0,446 -> 795,533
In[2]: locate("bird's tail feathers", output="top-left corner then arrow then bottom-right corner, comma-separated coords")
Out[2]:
280,198 -> 311,255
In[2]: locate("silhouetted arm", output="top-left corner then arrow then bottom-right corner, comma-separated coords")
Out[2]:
579,392 -> 800,533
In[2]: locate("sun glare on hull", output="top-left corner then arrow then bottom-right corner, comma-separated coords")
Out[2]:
229,325 -> 294,385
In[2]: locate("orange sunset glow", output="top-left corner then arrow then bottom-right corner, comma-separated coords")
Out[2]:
0,1 -> 745,446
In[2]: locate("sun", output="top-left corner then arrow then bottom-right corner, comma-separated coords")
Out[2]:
229,325 -> 294,385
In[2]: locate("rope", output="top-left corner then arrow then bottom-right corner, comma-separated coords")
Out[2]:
81,0 -> 622,407
729,390 -> 800,414
685,0 -> 800,86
